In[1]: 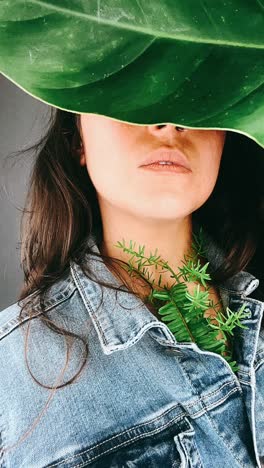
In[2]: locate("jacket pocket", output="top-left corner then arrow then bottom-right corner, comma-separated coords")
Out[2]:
45,413 -> 203,468
173,421 -> 202,468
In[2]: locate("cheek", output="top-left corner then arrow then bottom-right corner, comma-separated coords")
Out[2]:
85,152 -> 125,201
199,166 -> 219,193
200,134 -> 223,185
189,154 -> 222,210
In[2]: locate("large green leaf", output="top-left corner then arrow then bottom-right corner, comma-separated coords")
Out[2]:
0,1 -> 263,148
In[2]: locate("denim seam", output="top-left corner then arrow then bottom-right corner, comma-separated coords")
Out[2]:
200,406 -> 249,468
46,409 -> 185,466
107,323 -> 174,352
186,387 -> 240,419
163,414 -> 203,468
0,409 -> 6,467
184,380 -> 241,409
200,387 -> 242,413
103,322 -> 177,353
247,298 -> 264,468
0,286 -> 77,341
175,360 -> 247,467
150,336 -> 179,347
239,379 -> 251,386
70,264 -> 109,348
20,278 -> 75,313
254,358 -> 264,372
238,369 -> 251,376
72,263 -> 179,355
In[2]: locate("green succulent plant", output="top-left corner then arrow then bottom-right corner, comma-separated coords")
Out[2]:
114,226 -> 251,373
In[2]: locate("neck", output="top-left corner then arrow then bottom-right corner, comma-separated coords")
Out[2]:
98,208 -> 198,297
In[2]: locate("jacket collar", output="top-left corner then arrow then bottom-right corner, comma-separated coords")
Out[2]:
70,224 -> 260,355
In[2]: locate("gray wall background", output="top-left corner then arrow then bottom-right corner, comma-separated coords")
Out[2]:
0,73 -> 52,311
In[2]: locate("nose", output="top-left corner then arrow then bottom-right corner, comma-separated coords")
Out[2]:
147,123 -> 187,145
149,124 -> 186,132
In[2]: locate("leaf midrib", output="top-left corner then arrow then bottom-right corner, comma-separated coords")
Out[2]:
29,0 -> 264,50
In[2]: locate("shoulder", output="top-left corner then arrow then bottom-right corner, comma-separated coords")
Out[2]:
0,268 -> 78,342
0,300 -> 23,331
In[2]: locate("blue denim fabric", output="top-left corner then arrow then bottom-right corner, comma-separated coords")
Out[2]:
0,226 -> 263,467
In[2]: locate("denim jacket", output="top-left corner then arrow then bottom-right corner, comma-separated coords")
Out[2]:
0,226 -> 263,468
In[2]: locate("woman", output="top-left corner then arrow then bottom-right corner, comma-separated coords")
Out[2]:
0,109 -> 263,467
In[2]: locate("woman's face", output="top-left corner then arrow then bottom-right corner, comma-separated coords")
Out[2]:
78,114 -> 226,221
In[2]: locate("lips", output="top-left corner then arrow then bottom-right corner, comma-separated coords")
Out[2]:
140,146 -> 191,171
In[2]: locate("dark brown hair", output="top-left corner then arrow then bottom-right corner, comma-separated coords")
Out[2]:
5,107 -> 264,391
